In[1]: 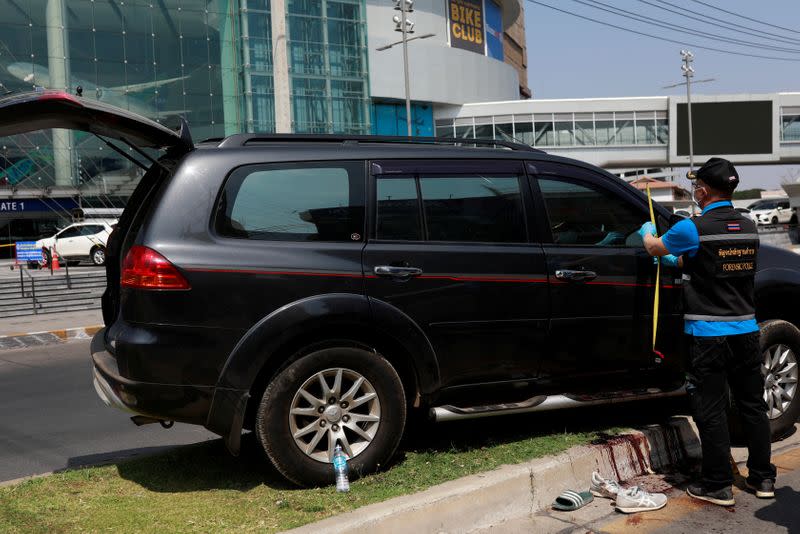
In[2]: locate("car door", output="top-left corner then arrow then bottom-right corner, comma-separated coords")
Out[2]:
54,225 -> 84,258
363,159 -> 549,402
529,161 -> 683,390
778,201 -> 792,223
79,224 -> 108,253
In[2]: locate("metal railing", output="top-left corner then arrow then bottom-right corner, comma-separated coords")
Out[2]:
19,268 -> 40,315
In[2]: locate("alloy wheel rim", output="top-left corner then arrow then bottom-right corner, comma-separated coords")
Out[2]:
94,250 -> 104,264
762,344 -> 798,419
289,367 -> 381,463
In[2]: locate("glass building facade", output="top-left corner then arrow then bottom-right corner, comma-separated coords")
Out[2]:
435,110 -> 669,148
0,0 -> 370,191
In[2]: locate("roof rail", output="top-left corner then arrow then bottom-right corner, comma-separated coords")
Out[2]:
214,133 -> 543,152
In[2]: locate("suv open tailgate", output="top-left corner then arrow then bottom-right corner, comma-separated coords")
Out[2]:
0,90 -> 192,151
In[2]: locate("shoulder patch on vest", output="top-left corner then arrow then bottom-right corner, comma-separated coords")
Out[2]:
726,222 -> 741,232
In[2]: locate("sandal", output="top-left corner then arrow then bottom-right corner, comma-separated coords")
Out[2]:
552,489 -> 594,511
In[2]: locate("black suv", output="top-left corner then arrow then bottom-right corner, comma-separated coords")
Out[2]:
3,92 -> 799,487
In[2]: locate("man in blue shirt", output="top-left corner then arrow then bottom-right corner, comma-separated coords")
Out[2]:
639,158 -> 775,506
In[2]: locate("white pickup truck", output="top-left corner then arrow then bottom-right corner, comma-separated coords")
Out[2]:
35,220 -> 117,266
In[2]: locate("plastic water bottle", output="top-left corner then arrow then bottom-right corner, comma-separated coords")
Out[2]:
333,444 -> 350,492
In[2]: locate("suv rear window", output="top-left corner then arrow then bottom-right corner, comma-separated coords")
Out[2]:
216,161 -> 365,242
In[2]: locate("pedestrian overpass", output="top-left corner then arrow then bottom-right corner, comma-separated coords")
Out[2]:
434,92 -> 800,170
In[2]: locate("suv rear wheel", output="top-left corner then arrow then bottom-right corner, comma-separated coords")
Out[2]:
255,346 -> 406,487
91,246 -> 106,266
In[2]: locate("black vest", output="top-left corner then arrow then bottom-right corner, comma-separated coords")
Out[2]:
682,205 -> 759,322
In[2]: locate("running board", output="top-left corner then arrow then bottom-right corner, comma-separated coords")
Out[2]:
429,387 -> 687,422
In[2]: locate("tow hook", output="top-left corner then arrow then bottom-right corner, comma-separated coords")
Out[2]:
130,415 -> 175,428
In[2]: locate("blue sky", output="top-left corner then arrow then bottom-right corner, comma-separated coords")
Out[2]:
522,0 -> 800,189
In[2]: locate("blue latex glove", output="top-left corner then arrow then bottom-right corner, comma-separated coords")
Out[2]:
660,254 -> 680,268
638,221 -> 656,239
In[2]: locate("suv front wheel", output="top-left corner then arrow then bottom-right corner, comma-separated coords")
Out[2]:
255,346 -> 406,487
729,320 -> 800,442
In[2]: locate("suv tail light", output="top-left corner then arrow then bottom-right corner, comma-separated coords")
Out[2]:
121,246 -> 190,290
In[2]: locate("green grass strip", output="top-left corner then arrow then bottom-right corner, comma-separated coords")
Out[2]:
0,420 -> 620,534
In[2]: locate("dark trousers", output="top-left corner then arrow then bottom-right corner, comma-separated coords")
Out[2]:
687,332 -> 777,489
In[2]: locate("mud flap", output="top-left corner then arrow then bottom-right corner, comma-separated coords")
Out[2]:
205,388 -> 250,456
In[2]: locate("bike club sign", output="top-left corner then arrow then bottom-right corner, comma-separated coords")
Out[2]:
448,0 -> 485,54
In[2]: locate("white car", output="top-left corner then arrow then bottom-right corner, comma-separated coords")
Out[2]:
747,199 -> 795,225
35,220 -> 117,266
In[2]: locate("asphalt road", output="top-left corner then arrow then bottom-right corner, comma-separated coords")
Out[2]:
0,339 -> 215,483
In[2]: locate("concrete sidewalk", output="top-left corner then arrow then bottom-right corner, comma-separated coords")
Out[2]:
0,309 -> 104,349
288,419 -> 800,534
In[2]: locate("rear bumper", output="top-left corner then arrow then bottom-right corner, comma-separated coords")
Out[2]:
90,328 -> 214,425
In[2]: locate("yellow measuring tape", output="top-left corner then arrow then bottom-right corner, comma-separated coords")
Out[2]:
646,186 -> 664,360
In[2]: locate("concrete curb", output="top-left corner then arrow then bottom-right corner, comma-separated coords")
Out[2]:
0,325 -> 102,350
285,417 -> 701,534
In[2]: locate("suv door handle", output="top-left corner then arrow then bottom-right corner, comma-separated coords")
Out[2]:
555,269 -> 597,282
374,265 -> 423,279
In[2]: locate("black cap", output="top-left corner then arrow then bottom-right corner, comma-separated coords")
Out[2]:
690,157 -> 740,192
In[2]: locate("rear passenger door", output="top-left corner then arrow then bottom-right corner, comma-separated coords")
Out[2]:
363,159 -> 549,395
530,161 -> 682,387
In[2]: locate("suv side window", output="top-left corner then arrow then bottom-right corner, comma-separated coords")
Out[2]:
421,176 -> 525,243
376,174 -> 526,243
216,161 -> 365,242
57,226 -> 82,239
80,225 -> 105,236
376,177 -> 422,241
538,178 -> 644,247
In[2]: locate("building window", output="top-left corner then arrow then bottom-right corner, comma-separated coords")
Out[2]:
534,114 -> 555,146
614,112 -> 635,145
781,107 -> 800,142
474,123 -> 494,139
440,110 -> 669,149
635,111 -> 656,145
574,113 -> 594,146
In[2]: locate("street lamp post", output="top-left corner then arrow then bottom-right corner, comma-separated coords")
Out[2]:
662,51 -> 715,214
681,50 -> 695,174
375,2 -> 436,137
399,0 -> 412,137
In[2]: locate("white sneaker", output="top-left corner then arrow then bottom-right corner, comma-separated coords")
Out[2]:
615,486 -> 668,513
590,471 -> 622,499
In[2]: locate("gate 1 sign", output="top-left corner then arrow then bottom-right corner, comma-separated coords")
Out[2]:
15,242 -> 42,262
448,0 -> 485,54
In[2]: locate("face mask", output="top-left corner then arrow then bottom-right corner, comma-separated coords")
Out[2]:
692,186 -> 706,207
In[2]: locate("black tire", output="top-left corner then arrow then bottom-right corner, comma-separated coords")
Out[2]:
729,320 -> 800,442
91,246 -> 106,266
255,346 -> 406,487
771,216 -> 778,225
